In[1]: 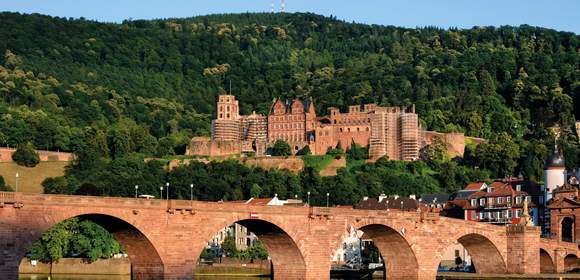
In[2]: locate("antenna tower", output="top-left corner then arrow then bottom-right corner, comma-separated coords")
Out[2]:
270,0 -> 274,14
281,0 -> 285,14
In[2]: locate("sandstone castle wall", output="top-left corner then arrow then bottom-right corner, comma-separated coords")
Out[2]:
188,95 -> 472,159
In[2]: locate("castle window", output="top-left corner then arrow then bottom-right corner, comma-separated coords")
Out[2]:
347,128 -> 350,132
340,128 -> 343,132
334,120 -> 337,124
357,127 -> 360,132
227,106 -> 230,112
220,114 -> 223,118
366,127 -> 369,131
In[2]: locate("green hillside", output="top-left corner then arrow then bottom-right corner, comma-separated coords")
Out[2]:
0,12 -> 579,199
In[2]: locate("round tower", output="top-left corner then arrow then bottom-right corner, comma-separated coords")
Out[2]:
544,145 -> 566,200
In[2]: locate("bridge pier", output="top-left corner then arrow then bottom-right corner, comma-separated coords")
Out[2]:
506,225 -> 540,274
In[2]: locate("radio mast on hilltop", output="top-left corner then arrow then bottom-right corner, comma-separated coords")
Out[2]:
281,0 -> 285,14
270,0 -> 274,14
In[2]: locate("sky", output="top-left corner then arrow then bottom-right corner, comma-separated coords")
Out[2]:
1,0 -> 579,34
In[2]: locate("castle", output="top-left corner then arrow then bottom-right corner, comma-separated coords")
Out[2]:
188,95 -> 474,160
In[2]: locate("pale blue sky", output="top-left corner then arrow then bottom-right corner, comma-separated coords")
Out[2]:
1,0 -> 579,34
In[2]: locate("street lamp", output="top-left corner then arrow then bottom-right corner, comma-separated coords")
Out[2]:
160,186 -> 163,199
166,182 -> 170,201
326,192 -> 330,208
307,191 -> 311,206
190,184 -> 194,201
134,185 -> 139,198
15,172 -> 19,192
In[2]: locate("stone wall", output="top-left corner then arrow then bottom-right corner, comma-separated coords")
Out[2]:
244,156 -> 304,173
19,257 -> 130,275
421,131 -> 467,158
187,137 -> 241,157
0,147 -> 73,163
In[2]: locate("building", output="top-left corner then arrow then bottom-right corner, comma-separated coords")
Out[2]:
188,94 -> 476,159
462,181 -> 537,225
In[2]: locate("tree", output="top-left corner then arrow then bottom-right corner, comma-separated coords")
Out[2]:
12,142 -> 40,167
0,176 -> 11,191
271,140 -> 291,156
246,240 -> 269,260
29,218 -> 122,266
221,233 -> 238,257
250,183 -> 263,198
42,177 -> 70,194
296,145 -> 311,156
346,142 -> 367,161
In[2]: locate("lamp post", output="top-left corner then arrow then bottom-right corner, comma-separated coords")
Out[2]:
326,192 -> 330,208
160,186 -> 163,199
15,172 -> 19,192
166,182 -> 170,201
190,184 -> 194,201
135,185 -> 138,198
307,191 -> 311,206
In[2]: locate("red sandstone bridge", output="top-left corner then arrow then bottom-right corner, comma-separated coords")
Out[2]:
1,192 -> 579,280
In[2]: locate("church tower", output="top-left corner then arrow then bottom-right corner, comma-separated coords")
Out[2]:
544,144 -> 566,200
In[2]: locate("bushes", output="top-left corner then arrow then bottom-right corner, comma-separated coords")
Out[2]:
12,142 -> 40,167
271,140 -> 291,156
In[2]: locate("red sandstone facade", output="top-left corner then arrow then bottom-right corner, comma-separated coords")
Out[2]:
1,192 -> 577,280
188,95 -> 478,159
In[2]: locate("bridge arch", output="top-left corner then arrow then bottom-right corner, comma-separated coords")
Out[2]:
565,254 -> 579,272
540,248 -> 555,273
194,215 -> 307,280
434,229 -> 506,275
354,222 -> 419,280
17,212 -> 164,279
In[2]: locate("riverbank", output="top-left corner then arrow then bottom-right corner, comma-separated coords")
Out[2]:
19,258 -> 130,275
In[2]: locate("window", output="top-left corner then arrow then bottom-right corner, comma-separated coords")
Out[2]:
515,209 -> 522,218
487,187 -> 493,193
506,196 -> 511,204
516,185 -> 521,191
455,250 -> 460,257
539,196 -> 544,204
497,197 -> 503,204
479,198 -> 485,206
507,210 -> 512,218
471,199 -> 477,206
479,212 -> 484,220
488,197 -> 494,206
516,196 -> 522,204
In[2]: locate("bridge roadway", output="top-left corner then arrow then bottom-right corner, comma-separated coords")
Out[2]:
0,192 -> 578,280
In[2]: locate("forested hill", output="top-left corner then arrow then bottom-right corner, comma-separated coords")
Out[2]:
0,12 -> 580,180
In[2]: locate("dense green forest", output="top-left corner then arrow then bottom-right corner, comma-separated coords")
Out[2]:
1,12 -> 580,197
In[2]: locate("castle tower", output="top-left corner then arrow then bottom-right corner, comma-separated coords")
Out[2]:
212,95 -> 241,141
544,144 -> 566,200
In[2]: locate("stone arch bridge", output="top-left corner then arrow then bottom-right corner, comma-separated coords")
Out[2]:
0,192 -> 578,280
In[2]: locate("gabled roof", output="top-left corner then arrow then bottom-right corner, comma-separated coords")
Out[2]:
548,197 -> 580,209
465,182 -> 486,191
420,193 -> 452,205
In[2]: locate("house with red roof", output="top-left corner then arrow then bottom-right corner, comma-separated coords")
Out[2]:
463,181 -> 537,225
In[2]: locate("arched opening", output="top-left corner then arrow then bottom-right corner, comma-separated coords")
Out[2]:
354,224 -> 419,280
565,254 -> 579,272
455,233 -> 506,274
438,233 -> 505,275
540,249 -> 555,273
562,217 -> 574,242
195,219 -> 305,280
18,214 -> 163,280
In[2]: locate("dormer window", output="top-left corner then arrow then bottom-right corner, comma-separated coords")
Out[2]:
471,199 -> 476,206
487,187 -> 493,193
479,198 -> 485,206
516,185 -> 521,191
515,196 -> 522,204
